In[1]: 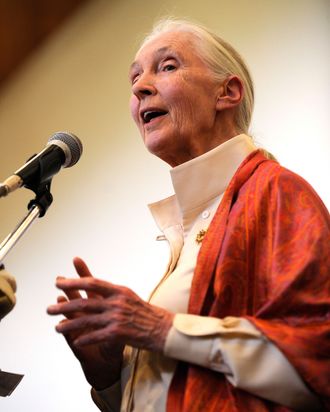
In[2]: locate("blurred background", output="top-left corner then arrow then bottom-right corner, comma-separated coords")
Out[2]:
0,0 -> 329,410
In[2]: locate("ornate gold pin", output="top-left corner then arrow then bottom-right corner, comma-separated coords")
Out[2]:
195,229 -> 207,244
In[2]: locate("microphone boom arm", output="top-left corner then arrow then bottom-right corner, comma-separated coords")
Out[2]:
0,180 -> 53,264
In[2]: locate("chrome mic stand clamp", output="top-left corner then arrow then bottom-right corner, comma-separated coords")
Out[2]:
0,179 -> 53,264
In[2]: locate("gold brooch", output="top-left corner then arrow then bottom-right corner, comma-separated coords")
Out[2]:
195,229 -> 207,244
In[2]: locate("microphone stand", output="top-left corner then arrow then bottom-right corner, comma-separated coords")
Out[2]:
0,181 -> 53,396
0,180 -> 53,264
0,180 -> 53,396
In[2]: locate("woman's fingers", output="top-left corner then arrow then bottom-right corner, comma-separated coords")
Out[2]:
55,277 -> 120,299
73,257 -> 93,278
73,257 -> 100,299
55,295 -> 82,320
48,297 -> 107,316
56,276 -> 82,300
55,313 -> 108,334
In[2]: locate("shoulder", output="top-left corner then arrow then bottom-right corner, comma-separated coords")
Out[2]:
253,158 -> 310,190
253,159 -> 325,202
249,159 -> 330,226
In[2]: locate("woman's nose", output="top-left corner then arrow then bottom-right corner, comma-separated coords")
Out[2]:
132,73 -> 156,99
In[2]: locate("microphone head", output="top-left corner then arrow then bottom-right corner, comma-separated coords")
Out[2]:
47,132 -> 83,168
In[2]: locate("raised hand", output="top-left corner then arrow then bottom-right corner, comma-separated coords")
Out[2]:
47,257 -> 174,389
48,258 -> 123,389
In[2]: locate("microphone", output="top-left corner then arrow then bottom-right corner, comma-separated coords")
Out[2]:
0,132 -> 83,198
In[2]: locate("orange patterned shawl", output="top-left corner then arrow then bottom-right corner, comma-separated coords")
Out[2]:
167,150 -> 330,411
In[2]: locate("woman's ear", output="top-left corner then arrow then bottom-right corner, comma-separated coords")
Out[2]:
216,75 -> 244,111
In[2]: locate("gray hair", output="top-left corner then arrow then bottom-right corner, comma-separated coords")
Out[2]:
139,18 -> 254,134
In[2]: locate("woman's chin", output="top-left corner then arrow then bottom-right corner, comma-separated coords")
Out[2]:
144,135 -> 170,159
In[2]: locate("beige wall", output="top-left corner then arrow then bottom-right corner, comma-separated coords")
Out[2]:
0,0 -> 328,410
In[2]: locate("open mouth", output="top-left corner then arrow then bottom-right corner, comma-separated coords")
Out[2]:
142,110 -> 168,124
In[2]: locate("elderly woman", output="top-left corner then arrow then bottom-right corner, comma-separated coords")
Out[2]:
47,19 -> 329,411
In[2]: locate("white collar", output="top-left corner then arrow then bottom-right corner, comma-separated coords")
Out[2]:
149,134 -> 257,232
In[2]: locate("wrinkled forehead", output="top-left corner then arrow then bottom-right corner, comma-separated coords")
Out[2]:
136,30 -> 200,60
131,30 -> 202,70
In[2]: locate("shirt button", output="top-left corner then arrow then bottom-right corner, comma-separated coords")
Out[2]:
202,210 -> 210,219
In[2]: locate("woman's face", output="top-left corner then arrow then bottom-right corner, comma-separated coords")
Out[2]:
129,31 -> 222,167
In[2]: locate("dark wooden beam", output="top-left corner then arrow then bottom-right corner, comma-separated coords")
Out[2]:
0,0 -> 89,88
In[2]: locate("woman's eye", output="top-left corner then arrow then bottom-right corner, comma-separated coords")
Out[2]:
162,64 -> 176,72
131,74 -> 139,84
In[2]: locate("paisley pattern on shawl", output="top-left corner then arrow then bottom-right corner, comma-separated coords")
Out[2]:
167,150 -> 330,411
